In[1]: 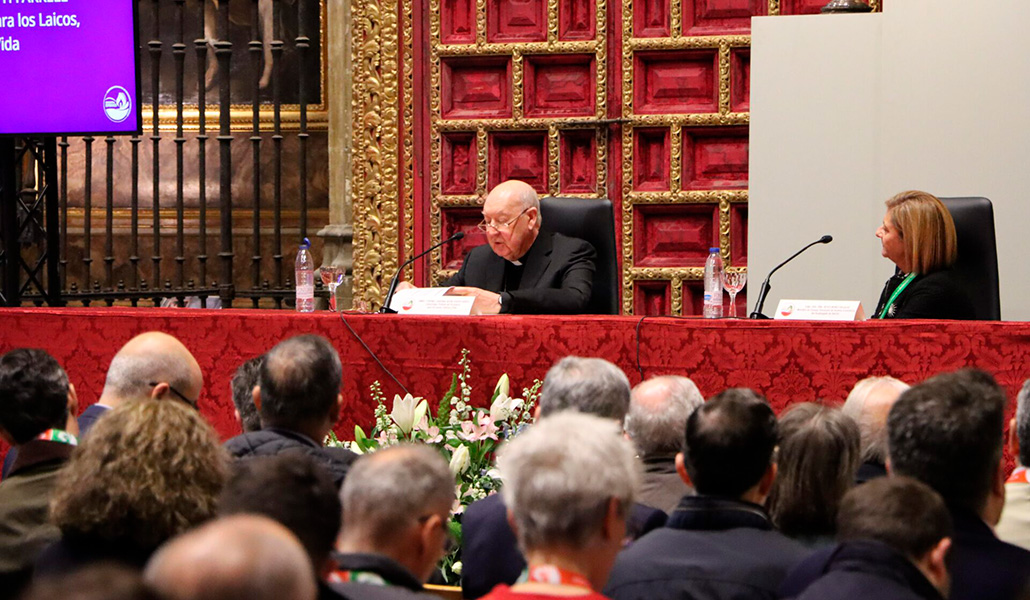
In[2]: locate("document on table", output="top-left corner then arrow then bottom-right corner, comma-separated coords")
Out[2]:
389,287 -> 475,315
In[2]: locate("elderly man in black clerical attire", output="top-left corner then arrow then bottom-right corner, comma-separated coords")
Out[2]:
403,180 -> 596,315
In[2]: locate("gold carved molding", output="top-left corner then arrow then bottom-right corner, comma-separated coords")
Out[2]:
351,0 -> 401,309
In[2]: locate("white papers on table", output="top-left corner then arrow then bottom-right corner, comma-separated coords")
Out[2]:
389,287 -> 475,315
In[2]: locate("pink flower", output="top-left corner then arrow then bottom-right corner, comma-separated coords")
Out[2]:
460,414 -> 499,441
415,415 -> 443,443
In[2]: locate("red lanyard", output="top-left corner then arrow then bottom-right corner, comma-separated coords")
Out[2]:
526,565 -> 592,590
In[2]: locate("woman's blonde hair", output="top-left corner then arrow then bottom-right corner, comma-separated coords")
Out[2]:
885,190 -> 958,274
50,399 -> 229,551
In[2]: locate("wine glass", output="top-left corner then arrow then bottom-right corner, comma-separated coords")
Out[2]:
319,266 -> 345,311
723,269 -> 748,318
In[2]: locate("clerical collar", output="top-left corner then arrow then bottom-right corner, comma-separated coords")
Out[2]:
508,259 -> 522,266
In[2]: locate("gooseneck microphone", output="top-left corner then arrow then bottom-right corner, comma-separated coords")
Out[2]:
749,235 -> 833,319
380,231 -> 466,314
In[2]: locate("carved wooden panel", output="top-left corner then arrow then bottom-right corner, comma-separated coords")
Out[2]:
621,0 -> 758,316
375,0 -> 886,313
428,0 -> 610,286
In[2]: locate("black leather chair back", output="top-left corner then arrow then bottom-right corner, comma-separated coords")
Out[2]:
539,197 -> 619,315
940,196 -> 1000,320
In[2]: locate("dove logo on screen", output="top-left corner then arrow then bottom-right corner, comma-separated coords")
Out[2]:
103,86 -> 132,123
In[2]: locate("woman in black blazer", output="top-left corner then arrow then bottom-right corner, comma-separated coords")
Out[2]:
872,190 -> 975,320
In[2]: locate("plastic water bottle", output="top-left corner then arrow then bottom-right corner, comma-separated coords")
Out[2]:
295,238 -> 315,313
703,247 -> 724,319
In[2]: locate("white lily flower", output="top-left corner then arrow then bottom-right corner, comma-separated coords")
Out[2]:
390,393 -> 427,435
493,374 -> 510,398
490,393 -> 523,423
449,444 -> 471,476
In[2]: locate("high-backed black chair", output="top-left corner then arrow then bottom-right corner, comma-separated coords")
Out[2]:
538,197 -> 619,315
939,196 -> 1000,320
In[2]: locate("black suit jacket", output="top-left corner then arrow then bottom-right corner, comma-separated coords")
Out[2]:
781,506 -> 1030,600
442,232 -> 595,315
874,268 -> 975,320
605,496 -> 808,600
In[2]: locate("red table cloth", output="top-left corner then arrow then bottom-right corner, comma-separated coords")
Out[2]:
1,308 -> 1029,464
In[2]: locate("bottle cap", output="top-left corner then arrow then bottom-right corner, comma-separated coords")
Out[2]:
709,247 -> 720,252
300,237 -> 310,249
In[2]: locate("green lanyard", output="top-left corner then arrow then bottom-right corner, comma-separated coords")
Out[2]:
876,273 -> 917,319
35,428 -> 78,446
335,570 -> 391,587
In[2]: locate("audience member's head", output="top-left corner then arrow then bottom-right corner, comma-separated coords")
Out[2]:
537,356 -> 630,422
219,454 -> 341,576
49,400 -> 229,554
625,375 -> 703,458
230,354 -> 264,433
1012,378 -> 1030,467
498,412 -> 639,591
24,565 -> 160,600
842,376 -> 909,465
338,445 -> 455,583
0,348 -> 75,445
256,335 -> 342,437
837,476 -> 952,595
100,332 -> 203,408
888,368 -> 1007,523
767,403 -> 861,539
145,514 -> 316,600
678,388 -> 778,502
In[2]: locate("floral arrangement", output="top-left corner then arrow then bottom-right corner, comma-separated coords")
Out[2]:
328,349 -> 541,582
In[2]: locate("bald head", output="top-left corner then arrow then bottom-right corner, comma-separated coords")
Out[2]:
101,332 -> 203,407
626,376 -> 704,457
482,180 -> 541,262
145,515 -> 315,600
843,376 -> 909,464
486,180 -> 539,212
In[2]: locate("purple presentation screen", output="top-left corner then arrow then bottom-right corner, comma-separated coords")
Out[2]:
0,0 -> 140,136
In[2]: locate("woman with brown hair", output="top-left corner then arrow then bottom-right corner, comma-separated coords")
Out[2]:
766,403 -> 861,547
873,190 -> 975,319
35,399 -> 229,575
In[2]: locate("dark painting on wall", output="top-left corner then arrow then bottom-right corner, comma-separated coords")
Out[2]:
138,0 -> 323,107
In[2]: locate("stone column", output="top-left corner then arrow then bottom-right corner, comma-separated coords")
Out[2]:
318,0 -> 354,309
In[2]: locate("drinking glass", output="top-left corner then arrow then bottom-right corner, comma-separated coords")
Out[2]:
319,266 -> 345,311
723,269 -> 748,318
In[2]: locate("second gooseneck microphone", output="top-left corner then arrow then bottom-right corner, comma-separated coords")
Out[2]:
749,235 -> 833,319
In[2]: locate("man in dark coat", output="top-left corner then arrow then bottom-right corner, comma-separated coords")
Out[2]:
603,389 -> 808,600
401,180 -> 596,315
786,477 -> 951,600
224,335 -> 357,489
884,369 -> 1030,600
0,349 -> 79,600
625,375 -> 702,512
331,445 -> 452,600
219,454 -> 345,600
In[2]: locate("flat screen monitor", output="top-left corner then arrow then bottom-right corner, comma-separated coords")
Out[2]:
0,0 -> 141,136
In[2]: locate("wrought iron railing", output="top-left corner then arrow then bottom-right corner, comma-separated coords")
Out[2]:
0,0 -> 328,309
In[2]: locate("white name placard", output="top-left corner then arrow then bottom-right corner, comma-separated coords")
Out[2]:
773,299 -> 865,321
389,287 -> 475,316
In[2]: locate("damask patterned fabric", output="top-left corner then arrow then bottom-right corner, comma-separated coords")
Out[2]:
1,308 -> 1028,466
